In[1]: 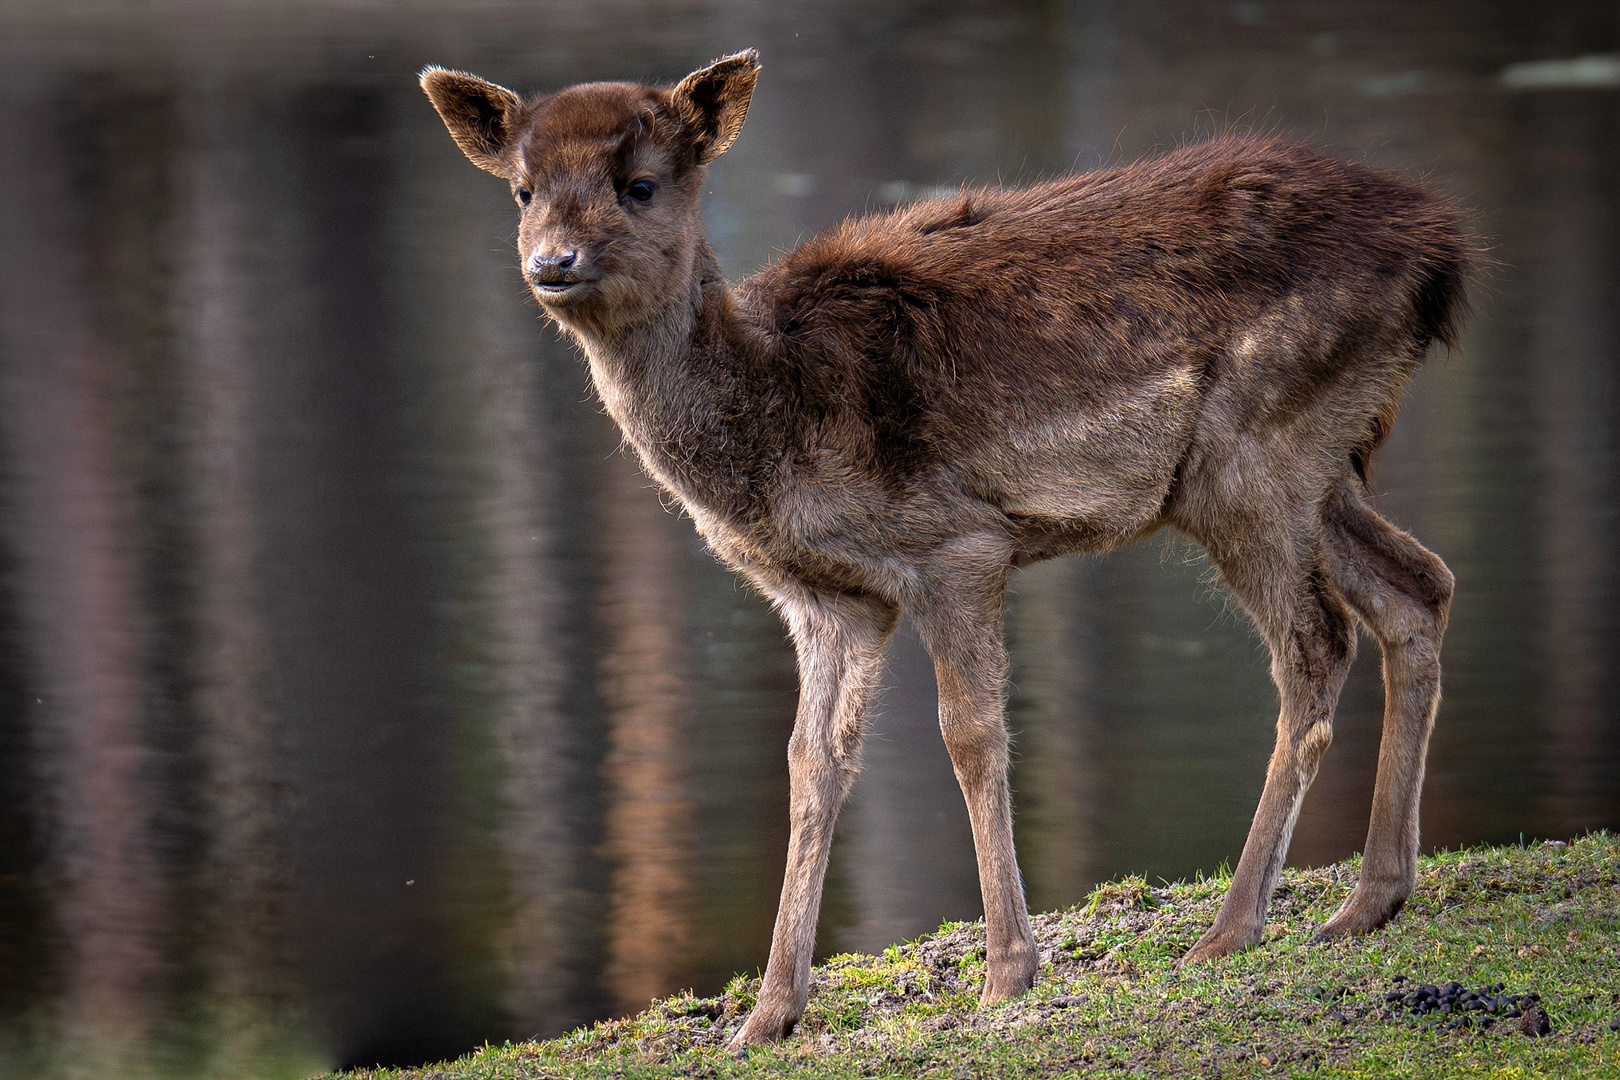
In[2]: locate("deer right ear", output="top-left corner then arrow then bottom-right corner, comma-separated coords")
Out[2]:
420,67 -> 524,178
671,50 -> 760,165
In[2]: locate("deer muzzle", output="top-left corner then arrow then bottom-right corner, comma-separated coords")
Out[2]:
524,246 -> 597,296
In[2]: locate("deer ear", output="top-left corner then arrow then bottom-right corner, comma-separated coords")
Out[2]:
671,50 -> 760,165
420,67 -> 524,178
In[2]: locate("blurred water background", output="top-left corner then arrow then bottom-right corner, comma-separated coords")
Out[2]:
0,0 -> 1616,1075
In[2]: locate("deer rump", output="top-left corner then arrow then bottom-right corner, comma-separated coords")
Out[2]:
744,136 -> 1467,576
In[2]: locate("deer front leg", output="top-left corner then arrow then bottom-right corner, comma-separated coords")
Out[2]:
912,552 -> 1038,1006
731,592 -> 895,1048
938,674 -> 1039,1003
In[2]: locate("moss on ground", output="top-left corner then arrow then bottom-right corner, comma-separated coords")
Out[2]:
332,834 -> 1620,1079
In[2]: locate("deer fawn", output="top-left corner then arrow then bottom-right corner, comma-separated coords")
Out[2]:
423,50 -> 1468,1046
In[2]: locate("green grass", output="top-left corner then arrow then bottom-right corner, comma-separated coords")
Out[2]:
331,834 -> 1620,1078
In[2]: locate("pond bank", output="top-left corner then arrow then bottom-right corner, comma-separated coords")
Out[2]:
335,834 -> 1620,1078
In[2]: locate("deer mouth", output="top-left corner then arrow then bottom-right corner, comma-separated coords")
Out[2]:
530,277 -> 597,302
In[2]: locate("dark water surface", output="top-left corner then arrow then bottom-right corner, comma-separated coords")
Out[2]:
0,1 -> 1616,1075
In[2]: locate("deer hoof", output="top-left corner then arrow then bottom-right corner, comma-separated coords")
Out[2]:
729,1007 -> 798,1049
979,966 -> 1036,1006
978,940 -> 1038,1006
1180,924 -> 1261,966
1313,887 -> 1407,943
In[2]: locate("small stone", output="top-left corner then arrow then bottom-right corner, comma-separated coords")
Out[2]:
1519,1004 -> 1552,1037
1258,1052 -> 1276,1066
1608,1015 -> 1619,1032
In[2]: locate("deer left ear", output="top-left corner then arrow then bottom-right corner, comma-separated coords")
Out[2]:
421,66 -> 524,178
671,50 -> 760,165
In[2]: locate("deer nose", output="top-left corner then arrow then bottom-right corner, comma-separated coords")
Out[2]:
527,249 -> 578,274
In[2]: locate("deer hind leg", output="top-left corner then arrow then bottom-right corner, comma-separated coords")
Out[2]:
909,539 -> 1038,1005
732,589 -> 897,1047
1183,526 -> 1357,963
1313,484 -> 1453,941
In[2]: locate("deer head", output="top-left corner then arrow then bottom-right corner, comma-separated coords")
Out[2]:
421,51 -> 759,335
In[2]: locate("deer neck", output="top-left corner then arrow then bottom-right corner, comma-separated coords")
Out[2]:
565,243 -> 778,523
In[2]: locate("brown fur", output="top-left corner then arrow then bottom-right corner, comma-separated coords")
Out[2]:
422,51 -> 1468,1045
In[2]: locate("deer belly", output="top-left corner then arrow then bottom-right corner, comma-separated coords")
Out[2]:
962,405 -> 1192,542
975,446 -> 1170,535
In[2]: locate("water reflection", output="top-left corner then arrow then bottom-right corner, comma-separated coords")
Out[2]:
0,1 -> 1617,1075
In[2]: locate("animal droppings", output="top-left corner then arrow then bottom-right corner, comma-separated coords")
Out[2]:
1381,978 -> 1548,1033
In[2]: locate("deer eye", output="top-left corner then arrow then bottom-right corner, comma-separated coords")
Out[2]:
515,187 -> 532,207
625,179 -> 656,204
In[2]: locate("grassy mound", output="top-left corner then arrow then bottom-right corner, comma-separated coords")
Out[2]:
336,834 -> 1620,1078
